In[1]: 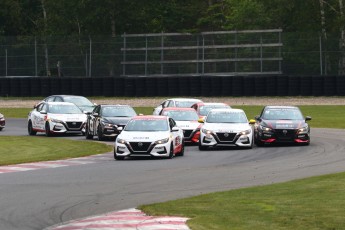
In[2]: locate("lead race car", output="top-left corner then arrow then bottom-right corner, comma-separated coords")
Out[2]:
253,106 -> 312,145
114,115 -> 184,160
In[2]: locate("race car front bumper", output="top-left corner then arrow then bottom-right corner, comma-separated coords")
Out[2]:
200,132 -> 252,148
114,141 -> 172,158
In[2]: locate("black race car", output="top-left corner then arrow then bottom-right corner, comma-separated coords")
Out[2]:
85,105 -> 137,141
254,106 -> 311,146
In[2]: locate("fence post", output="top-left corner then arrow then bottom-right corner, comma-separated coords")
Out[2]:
123,33 -> 126,76
145,35 -> 148,76
202,34 -> 205,75
319,35 -> 323,75
5,49 -> 7,76
89,36 -> 92,77
161,32 -> 164,75
35,37 -> 37,76
196,35 -> 199,74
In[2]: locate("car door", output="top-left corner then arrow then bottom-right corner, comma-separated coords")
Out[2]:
32,103 -> 46,130
89,105 -> 100,135
169,118 -> 182,149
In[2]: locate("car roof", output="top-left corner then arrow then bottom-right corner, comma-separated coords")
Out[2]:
200,102 -> 228,106
162,107 -> 196,111
45,101 -> 76,106
99,104 -> 132,107
132,115 -> 167,120
167,98 -> 202,102
209,108 -> 244,113
264,106 -> 299,109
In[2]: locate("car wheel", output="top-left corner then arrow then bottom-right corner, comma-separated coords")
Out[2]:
45,122 -> 52,137
168,143 -> 174,159
97,125 -> 105,141
85,124 -> 93,140
0,127 -> 3,131
114,149 -> 124,160
198,138 -> 207,151
179,140 -> 185,156
28,120 -> 37,136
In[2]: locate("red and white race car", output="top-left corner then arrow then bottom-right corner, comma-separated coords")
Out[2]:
114,115 -> 185,160
160,107 -> 201,144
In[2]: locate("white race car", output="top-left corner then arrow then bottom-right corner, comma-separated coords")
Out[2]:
160,107 -> 201,144
199,108 -> 255,150
28,102 -> 87,136
114,115 -> 184,160
152,98 -> 203,115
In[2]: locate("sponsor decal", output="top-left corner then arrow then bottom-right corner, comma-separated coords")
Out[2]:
133,137 -> 149,139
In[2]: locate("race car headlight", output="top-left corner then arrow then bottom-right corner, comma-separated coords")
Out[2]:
50,118 -> 63,123
116,138 -> 127,144
0,116 -> 4,121
155,138 -> 169,144
298,126 -> 309,134
260,125 -> 272,133
240,129 -> 252,135
201,128 -> 212,134
101,121 -> 113,127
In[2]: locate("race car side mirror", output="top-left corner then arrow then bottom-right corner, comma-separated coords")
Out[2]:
171,127 -> 179,132
305,116 -> 312,121
198,118 -> 204,123
249,119 -> 256,124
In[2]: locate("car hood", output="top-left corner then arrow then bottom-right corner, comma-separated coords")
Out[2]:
48,113 -> 87,122
79,106 -> 95,113
175,120 -> 200,130
102,117 -> 132,125
118,131 -> 171,142
203,123 -> 250,132
261,119 -> 307,129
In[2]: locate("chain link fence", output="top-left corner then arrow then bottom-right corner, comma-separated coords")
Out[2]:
0,31 -> 343,77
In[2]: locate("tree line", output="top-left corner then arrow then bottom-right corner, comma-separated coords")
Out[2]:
1,0 -> 345,75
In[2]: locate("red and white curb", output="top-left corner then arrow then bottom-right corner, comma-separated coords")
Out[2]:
46,208 -> 190,230
0,153 -> 110,174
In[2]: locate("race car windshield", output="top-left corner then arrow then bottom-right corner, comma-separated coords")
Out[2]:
206,112 -> 247,123
199,105 -> 230,116
262,109 -> 304,120
48,105 -> 82,114
63,97 -> 93,107
101,107 -> 136,117
175,101 -> 198,108
163,111 -> 199,121
125,119 -> 169,131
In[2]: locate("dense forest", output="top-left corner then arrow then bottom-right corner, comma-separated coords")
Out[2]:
0,0 -> 345,76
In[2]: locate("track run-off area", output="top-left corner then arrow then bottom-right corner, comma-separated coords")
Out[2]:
1,118 -> 345,229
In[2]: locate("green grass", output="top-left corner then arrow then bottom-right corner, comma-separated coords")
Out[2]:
2,106 -> 345,129
140,172 -> 345,229
0,136 -> 112,166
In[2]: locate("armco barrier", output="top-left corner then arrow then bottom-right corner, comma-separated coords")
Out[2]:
1,75 -> 345,97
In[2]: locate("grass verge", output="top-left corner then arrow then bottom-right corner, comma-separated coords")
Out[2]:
0,136 -> 112,166
2,106 -> 345,129
140,172 -> 345,229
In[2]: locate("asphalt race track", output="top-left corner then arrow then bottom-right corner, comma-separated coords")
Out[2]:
1,118 -> 345,230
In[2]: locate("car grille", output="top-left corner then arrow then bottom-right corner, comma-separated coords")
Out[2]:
216,132 -> 237,142
129,142 -> 152,152
66,122 -> 83,129
183,129 -> 193,138
275,129 -> 296,141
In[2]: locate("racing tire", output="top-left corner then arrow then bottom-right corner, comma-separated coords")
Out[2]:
0,128 -> 2,131
168,143 -> 174,159
198,139 -> 208,151
114,150 -> 124,160
45,122 -> 52,137
179,141 -> 185,156
28,120 -> 37,136
85,124 -> 93,140
97,125 -> 105,141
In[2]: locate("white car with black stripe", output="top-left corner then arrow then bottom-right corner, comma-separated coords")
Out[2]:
199,108 -> 255,150
28,102 -> 87,136
114,115 -> 184,160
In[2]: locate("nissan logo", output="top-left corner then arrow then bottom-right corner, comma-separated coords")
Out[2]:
224,133 -> 229,137
138,142 -> 143,147
283,130 -> 288,135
